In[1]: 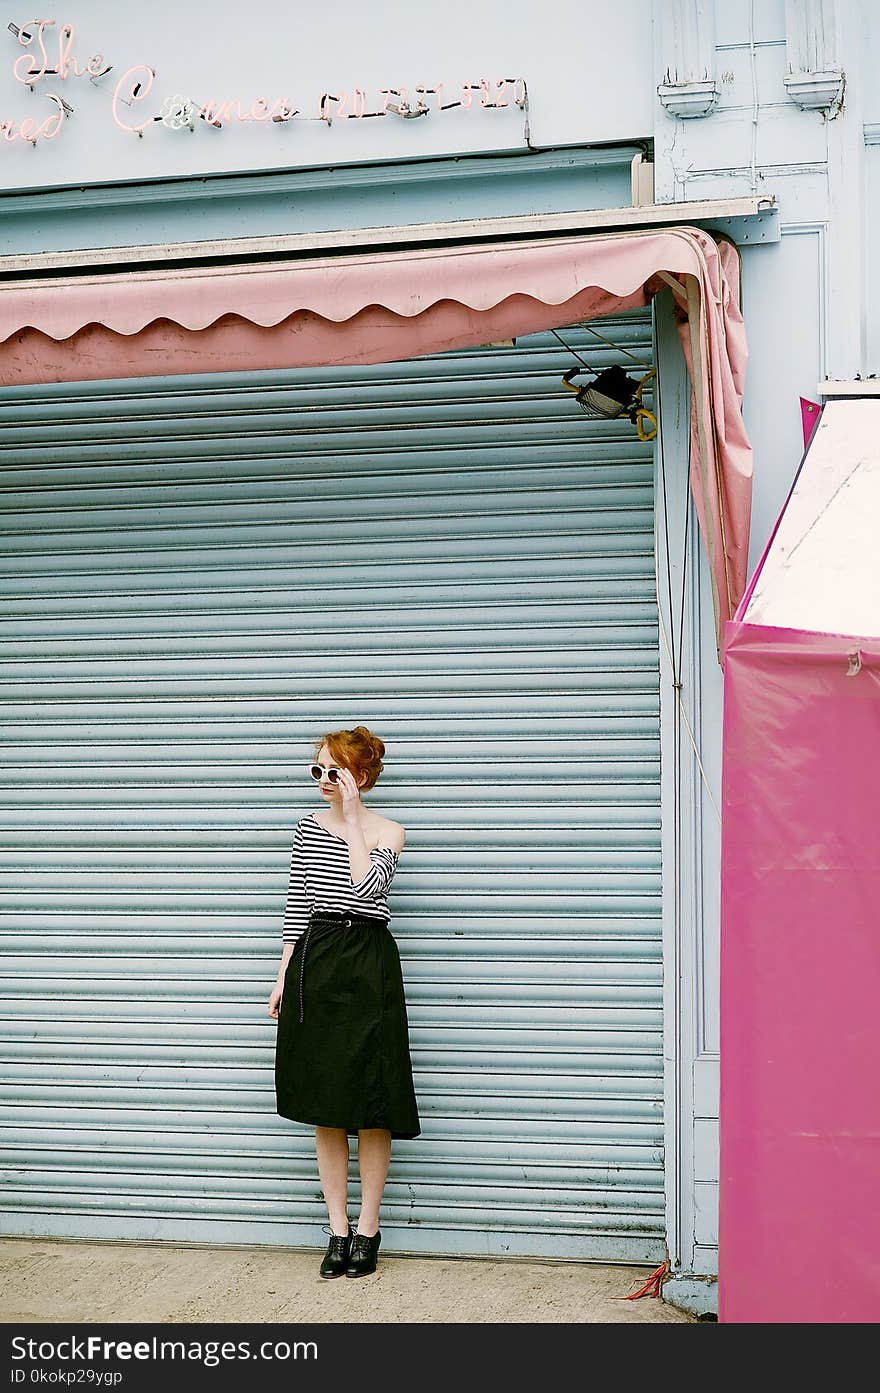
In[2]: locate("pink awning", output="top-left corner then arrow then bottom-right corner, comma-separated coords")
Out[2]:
0,227 -> 751,642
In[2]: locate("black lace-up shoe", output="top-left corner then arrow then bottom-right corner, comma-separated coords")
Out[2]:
345,1229 -> 381,1277
319,1226 -> 353,1279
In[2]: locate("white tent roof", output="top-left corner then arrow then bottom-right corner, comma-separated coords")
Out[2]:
744,397 -> 880,638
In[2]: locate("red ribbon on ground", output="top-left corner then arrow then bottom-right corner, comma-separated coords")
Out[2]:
611,1259 -> 670,1300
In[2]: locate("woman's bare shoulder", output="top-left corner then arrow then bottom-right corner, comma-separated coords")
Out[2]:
373,814 -> 405,853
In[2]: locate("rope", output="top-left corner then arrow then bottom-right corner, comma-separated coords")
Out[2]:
633,370 -> 658,441
654,583 -> 722,825
579,320 -> 655,372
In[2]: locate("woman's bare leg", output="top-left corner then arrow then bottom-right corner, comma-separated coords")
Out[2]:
355,1128 -> 392,1235
314,1126 -> 350,1235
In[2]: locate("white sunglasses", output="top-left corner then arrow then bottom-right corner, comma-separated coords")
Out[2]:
308,763 -> 345,784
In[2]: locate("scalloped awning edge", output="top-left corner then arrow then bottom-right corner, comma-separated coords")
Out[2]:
0,228 -> 709,345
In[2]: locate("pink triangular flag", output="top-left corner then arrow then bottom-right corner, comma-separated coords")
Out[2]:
800,396 -> 821,449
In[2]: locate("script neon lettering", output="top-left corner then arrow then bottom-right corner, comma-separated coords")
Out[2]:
201,97 -> 245,123
0,92 -> 65,143
12,20 -> 105,84
12,19 -> 54,84
268,97 -> 295,120
112,64 -> 155,134
41,91 -> 65,137
10,40 -> 526,142
198,95 -> 295,125
57,24 -> 78,79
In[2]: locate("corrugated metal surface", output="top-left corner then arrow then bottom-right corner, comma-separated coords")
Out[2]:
0,315 -> 664,1263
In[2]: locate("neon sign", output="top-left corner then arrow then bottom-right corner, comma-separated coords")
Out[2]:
0,87 -> 67,142
10,18 -> 111,84
4,18 -> 528,146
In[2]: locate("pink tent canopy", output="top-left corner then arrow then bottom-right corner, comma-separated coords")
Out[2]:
0,226 -> 751,637
719,399 -> 880,1322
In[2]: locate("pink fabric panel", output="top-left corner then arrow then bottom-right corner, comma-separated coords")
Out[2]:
673,238 -> 751,639
720,620 -> 880,1322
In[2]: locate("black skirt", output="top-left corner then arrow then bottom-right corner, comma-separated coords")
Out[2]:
274,910 -> 421,1140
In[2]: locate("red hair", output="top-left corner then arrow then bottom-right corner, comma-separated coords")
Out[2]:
316,725 -> 386,792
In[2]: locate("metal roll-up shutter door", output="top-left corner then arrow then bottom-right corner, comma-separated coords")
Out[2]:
0,312 -> 663,1264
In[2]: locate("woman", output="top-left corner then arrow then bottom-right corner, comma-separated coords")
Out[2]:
268,725 -> 420,1280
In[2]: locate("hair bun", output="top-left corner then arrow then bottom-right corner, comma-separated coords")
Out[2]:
350,725 -> 384,757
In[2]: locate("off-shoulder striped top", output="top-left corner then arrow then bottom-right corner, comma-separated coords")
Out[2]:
281,811 -> 401,944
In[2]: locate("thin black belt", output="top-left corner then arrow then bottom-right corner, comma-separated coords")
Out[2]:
296,910 -> 389,1023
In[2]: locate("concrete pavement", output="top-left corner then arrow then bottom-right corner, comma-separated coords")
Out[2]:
0,1237 -> 697,1324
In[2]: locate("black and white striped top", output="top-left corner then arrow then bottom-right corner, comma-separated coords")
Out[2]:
281,811 -> 401,944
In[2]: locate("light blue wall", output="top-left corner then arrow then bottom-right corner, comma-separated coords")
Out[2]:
0,0 -> 653,188
0,148 -> 640,255
654,0 -> 875,555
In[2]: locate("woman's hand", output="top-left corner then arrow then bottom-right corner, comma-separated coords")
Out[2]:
268,980 -> 283,1020
337,767 -> 363,824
